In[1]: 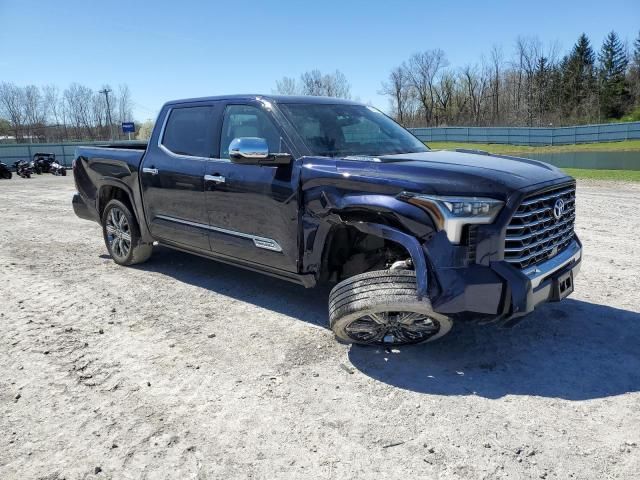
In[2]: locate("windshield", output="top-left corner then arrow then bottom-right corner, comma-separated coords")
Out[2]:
279,103 -> 429,157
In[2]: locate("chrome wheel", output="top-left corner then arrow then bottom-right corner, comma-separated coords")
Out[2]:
345,310 -> 442,345
105,207 -> 132,260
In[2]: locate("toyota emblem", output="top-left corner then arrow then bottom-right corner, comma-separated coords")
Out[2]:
553,198 -> 565,220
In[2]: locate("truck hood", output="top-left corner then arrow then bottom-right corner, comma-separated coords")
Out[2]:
301,150 -> 571,199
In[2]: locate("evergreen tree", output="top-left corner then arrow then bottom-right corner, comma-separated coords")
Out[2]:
629,31 -> 640,107
598,30 -> 630,119
562,33 -> 596,119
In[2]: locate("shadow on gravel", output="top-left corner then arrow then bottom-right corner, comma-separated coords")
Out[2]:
134,248 -> 639,400
133,246 -> 331,328
348,300 -> 640,400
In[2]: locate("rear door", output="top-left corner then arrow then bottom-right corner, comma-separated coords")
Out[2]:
140,103 -> 219,251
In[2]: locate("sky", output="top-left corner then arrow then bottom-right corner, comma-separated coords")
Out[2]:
1,0 -> 638,121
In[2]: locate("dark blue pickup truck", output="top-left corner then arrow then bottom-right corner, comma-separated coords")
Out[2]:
72,95 -> 582,345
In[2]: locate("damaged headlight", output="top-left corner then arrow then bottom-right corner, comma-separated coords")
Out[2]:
400,194 -> 504,244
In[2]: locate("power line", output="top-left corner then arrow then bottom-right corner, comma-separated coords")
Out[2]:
99,87 -> 114,140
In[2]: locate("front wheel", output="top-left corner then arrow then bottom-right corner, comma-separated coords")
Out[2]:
101,199 -> 152,266
329,270 -> 452,345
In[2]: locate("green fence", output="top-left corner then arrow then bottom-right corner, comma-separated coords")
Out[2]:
410,121 -> 640,145
0,141 -> 115,167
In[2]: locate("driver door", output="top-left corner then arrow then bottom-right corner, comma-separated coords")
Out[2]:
204,102 -> 299,272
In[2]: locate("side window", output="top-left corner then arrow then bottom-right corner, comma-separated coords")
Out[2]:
219,105 -> 287,159
161,106 -> 213,158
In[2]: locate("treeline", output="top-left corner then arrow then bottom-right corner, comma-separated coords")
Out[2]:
380,31 -> 640,127
0,83 -> 134,143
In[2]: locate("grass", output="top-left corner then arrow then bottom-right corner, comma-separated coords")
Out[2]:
426,139 -> 640,154
427,139 -> 640,181
560,168 -> 640,181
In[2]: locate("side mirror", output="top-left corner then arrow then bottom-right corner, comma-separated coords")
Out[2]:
229,137 -> 269,161
228,137 -> 291,165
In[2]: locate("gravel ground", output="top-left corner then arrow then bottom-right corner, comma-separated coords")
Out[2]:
1,174 -> 639,480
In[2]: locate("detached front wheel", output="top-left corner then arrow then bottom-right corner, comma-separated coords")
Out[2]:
101,199 -> 152,266
329,270 -> 452,345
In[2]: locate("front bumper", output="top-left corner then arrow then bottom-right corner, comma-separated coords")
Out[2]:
431,237 -> 582,325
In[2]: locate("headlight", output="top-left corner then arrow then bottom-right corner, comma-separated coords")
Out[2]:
401,194 -> 504,244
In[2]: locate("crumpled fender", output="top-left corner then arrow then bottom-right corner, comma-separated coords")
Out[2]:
343,221 -> 429,299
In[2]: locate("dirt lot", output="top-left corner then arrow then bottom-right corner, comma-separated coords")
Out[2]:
1,174 -> 639,480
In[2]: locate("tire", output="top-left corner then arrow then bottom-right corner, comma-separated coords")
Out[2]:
2,171 -> 10,179
329,270 -> 452,345
101,199 -> 152,266
60,169 -> 67,176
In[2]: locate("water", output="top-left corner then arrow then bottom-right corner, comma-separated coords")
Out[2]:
523,151 -> 640,171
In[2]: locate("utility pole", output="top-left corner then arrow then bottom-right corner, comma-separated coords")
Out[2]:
99,87 -> 114,140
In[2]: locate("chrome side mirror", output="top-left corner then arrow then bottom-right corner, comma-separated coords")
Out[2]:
229,137 -> 269,160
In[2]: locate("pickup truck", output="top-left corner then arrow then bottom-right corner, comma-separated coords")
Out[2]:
72,95 -> 582,345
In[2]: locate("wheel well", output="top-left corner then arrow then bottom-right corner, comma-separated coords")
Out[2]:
320,223 -> 411,283
98,186 -> 135,222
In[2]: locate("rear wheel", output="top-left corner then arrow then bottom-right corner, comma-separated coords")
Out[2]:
101,199 -> 152,266
329,270 -> 452,345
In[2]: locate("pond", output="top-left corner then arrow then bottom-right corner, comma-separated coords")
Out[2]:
520,151 -> 640,170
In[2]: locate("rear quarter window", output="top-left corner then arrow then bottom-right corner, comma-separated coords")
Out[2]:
161,106 -> 213,157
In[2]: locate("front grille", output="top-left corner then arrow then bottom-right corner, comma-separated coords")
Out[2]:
504,183 -> 576,269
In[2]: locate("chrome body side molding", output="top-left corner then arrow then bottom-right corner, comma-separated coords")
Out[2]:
154,214 -> 283,252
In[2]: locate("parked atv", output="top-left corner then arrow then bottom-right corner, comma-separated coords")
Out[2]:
49,160 -> 67,176
13,160 -> 33,179
0,162 -> 12,179
33,153 -> 57,174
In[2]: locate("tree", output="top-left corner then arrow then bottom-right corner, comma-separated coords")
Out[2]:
406,49 -> 448,125
136,119 -> 155,140
116,84 -> 134,125
275,70 -> 351,98
0,82 -> 25,141
274,76 -> 298,95
629,31 -> 640,108
562,33 -> 597,120
380,65 -> 411,123
598,30 -> 630,119
489,45 -> 503,123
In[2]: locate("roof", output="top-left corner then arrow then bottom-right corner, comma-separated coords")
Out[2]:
163,94 -> 361,107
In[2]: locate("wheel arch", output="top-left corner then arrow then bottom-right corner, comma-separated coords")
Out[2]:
97,181 -> 152,241
304,193 -> 436,299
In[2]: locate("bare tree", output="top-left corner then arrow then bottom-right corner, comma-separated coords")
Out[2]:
490,45 -> 503,123
406,49 -> 448,125
64,83 -> 94,139
0,82 -> 25,141
276,70 -> 351,98
116,84 -> 134,125
322,70 -> 351,99
380,65 -> 410,123
274,76 -> 298,95
460,65 -> 487,125
23,85 -> 46,142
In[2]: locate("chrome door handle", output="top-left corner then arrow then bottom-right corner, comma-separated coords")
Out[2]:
142,167 -> 158,175
205,174 -> 226,184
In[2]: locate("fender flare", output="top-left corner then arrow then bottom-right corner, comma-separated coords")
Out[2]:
97,179 -> 153,242
343,221 -> 428,299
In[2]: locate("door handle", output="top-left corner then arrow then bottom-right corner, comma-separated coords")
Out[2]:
204,174 -> 226,184
142,167 -> 159,175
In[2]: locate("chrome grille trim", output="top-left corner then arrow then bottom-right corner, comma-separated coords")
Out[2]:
504,183 -> 576,269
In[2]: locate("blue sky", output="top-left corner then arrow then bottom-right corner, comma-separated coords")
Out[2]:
1,0 -> 638,120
